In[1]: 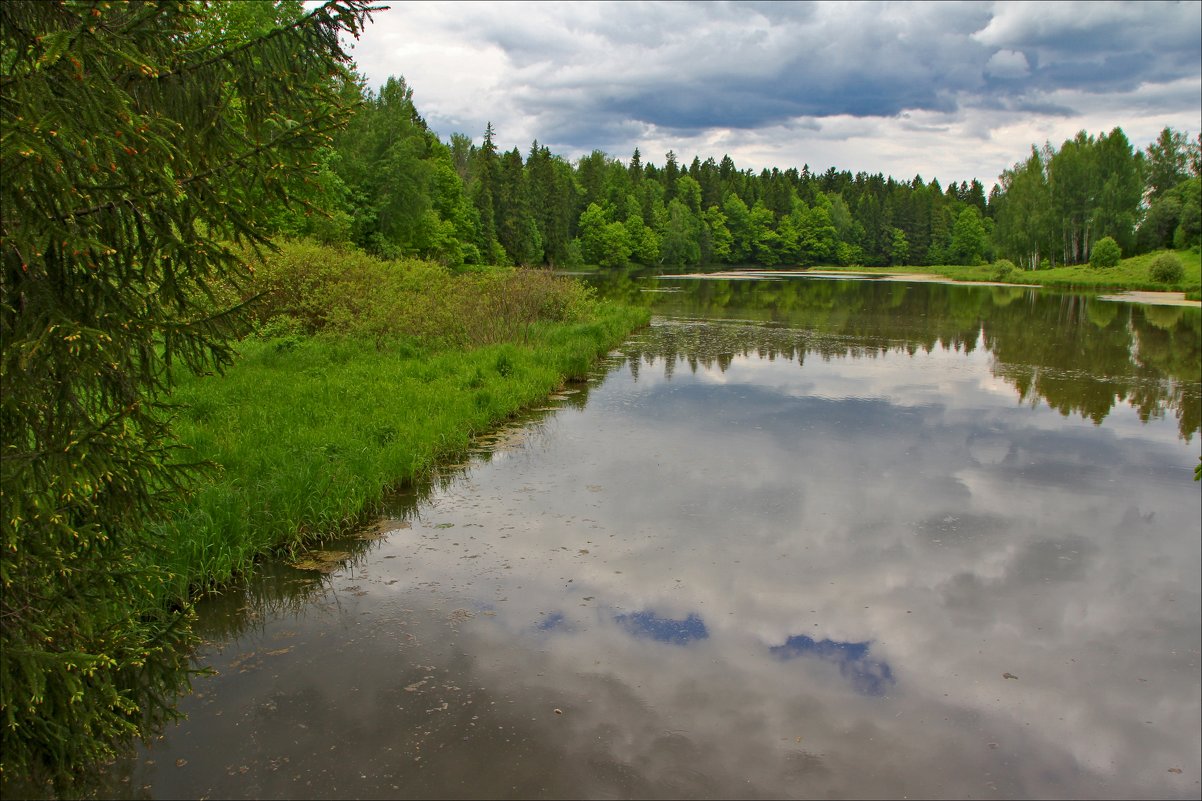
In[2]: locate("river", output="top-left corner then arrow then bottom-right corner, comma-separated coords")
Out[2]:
98,275 -> 1201,799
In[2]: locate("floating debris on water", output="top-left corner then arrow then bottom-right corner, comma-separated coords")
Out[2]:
288,550 -> 351,573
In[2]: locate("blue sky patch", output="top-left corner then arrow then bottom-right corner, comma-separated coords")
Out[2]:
615,611 -> 709,645
771,634 -> 896,696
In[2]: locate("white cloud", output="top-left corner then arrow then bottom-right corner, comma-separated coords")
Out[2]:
985,48 -> 1031,78
338,0 -> 1202,184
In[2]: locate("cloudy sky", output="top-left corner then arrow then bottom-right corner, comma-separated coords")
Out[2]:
342,0 -> 1202,187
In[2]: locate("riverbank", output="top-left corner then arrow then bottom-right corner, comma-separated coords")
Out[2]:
815,249 -> 1202,302
151,242 -> 651,603
88,276 -> 1202,801
658,249 -> 1202,304
154,304 -> 648,603
1,238 -> 651,794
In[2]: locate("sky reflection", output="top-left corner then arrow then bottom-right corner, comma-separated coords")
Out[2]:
115,281 -> 1200,800
614,611 -> 710,645
770,635 -> 896,697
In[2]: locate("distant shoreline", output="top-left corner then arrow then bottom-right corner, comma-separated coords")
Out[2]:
655,265 -> 1202,307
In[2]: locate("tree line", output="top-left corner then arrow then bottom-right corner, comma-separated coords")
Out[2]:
277,75 -> 1202,272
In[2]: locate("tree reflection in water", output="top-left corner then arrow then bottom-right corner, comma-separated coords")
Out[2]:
590,273 -> 1200,441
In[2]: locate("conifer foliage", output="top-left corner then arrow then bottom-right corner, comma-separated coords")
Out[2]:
0,0 -> 375,785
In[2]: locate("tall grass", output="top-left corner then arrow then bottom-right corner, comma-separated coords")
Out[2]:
152,241 -> 648,602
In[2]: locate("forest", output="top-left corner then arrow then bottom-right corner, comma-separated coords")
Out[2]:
274,74 -> 1202,273
1,0 -> 1199,792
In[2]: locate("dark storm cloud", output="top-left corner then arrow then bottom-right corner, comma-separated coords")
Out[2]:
350,1 -> 1201,178
971,1 -> 1202,90
429,1 -> 1199,135
541,1 -> 992,133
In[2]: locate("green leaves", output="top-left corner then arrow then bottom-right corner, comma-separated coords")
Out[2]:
1090,236 -> 1122,269
948,207 -> 989,266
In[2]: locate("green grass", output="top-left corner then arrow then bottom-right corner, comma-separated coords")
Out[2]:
152,304 -> 648,602
1003,249 -> 1200,294
822,248 -> 1202,298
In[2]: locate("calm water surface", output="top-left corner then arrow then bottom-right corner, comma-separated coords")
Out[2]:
110,277 -> 1200,799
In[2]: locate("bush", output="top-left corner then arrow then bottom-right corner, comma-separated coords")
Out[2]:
249,240 -> 596,349
1090,237 -> 1122,268
1149,252 -> 1184,284
992,259 -> 1017,281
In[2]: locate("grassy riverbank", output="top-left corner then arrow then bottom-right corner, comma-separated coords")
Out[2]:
154,307 -> 645,601
1,238 -> 648,793
826,248 -> 1202,299
135,240 -> 649,604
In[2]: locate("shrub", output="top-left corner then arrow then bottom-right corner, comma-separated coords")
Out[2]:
992,259 -> 1017,281
1149,252 -> 1184,284
249,240 -> 596,349
1090,237 -> 1122,268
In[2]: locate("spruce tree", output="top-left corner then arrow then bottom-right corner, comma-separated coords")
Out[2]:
0,0 -> 375,786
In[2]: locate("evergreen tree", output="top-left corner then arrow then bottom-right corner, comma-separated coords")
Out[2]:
496,147 -> 541,265
966,179 -> 988,214
698,157 -> 723,209
470,122 -> 505,263
628,146 -> 643,181
663,150 -> 680,202
856,193 -> 887,266
526,142 -> 577,265
0,0 -> 374,784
